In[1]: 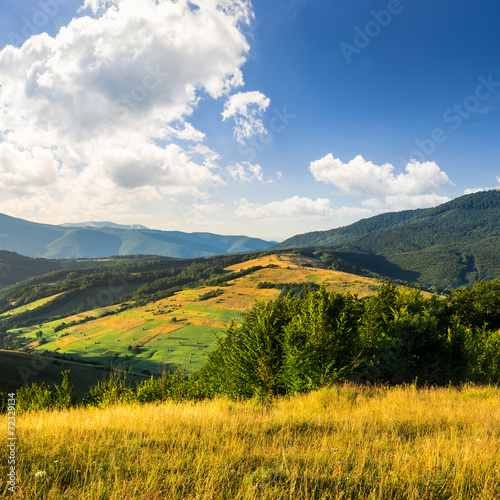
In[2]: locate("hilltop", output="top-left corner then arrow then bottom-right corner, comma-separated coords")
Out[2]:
0,252 -> 381,377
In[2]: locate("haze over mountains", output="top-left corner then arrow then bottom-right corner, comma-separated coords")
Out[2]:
0,214 -> 276,260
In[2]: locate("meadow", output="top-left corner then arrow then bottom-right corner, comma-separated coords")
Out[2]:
3,383 -> 500,499
12,254 -> 382,376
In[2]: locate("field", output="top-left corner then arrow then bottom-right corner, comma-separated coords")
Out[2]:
3,383 -> 500,499
11,254 -> 382,375
0,293 -> 66,318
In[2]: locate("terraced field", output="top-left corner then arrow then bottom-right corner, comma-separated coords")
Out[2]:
12,254 -> 382,375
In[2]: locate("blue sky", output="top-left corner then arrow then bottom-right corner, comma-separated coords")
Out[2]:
0,0 -> 499,241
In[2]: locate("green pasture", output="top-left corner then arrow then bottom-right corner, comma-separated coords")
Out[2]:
0,293 -> 65,318
182,304 -> 242,323
39,284 -> 139,318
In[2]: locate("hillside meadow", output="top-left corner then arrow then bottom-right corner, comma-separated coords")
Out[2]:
3,383 -> 500,499
10,254 -> 381,376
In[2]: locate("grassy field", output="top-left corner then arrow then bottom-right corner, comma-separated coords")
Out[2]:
11,254 -> 382,375
3,383 -> 500,499
0,293 -> 66,318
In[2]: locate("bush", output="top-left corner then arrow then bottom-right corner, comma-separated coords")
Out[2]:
83,374 -> 133,408
197,289 -> 224,301
16,370 -> 77,413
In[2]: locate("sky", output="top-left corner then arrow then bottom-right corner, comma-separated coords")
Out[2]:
0,0 -> 499,241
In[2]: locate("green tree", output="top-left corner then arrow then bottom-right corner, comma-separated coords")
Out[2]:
281,287 -> 361,393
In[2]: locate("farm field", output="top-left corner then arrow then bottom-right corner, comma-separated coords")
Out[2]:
11,254 -> 382,375
4,383 -> 500,499
0,293 -> 66,318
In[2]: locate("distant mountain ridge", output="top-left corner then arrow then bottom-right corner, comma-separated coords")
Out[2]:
0,214 -> 276,260
272,190 -> 500,289
60,221 -> 149,230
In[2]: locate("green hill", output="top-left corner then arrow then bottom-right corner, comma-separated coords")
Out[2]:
0,252 -> 382,377
272,190 -> 500,289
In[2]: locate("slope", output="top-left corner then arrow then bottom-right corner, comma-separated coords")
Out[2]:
273,190 -> 500,289
2,253 -> 382,376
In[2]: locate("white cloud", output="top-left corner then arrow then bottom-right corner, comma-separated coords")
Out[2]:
310,154 -> 453,196
384,194 -> 450,211
192,202 -> 225,213
222,91 -> 270,143
464,187 -> 486,195
310,154 -> 453,211
361,198 -> 384,209
0,143 -> 60,195
235,196 -> 371,219
228,162 -> 269,183
0,0 -> 253,220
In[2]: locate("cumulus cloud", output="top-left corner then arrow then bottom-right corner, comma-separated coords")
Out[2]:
464,187 -> 487,195
228,162 -> 269,183
464,176 -> 500,195
310,154 -> 453,210
235,196 -> 371,219
192,202 -> 225,214
310,154 -> 452,196
222,91 -> 270,143
0,0 -> 253,220
384,194 -> 450,211
0,143 -> 59,195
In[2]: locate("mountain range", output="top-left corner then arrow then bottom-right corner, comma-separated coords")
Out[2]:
1,190 -> 499,290
0,214 -> 276,260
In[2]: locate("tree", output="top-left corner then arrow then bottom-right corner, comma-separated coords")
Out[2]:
281,287 -> 362,393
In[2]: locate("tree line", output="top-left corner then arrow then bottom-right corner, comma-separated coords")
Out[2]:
4,280 -> 500,413
195,281 -> 500,397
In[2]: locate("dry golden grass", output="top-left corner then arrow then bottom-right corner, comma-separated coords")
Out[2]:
4,384 -> 500,499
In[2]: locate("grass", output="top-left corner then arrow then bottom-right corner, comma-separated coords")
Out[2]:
0,293 -> 66,318
11,254 -> 383,376
3,383 -> 500,499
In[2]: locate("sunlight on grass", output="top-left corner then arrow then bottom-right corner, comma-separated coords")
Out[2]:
3,384 -> 500,499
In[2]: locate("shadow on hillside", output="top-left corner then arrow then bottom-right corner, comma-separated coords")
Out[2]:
336,250 -> 421,283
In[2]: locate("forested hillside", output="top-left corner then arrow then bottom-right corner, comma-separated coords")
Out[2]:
273,190 -> 500,289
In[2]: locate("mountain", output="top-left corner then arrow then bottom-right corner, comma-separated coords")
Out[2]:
0,213 -> 276,260
60,221 -> 149,230
272,190 -> 500,289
